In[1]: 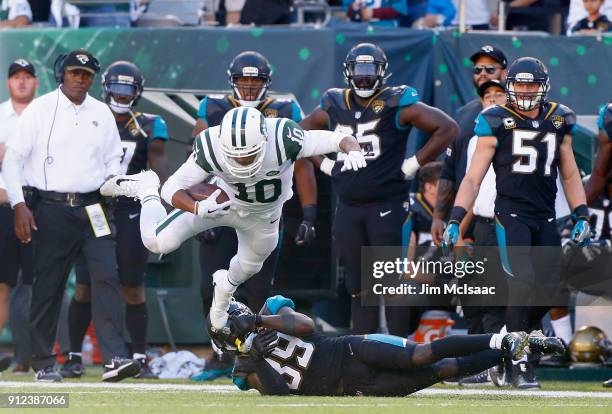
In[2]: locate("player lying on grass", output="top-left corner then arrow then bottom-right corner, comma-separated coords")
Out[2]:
207,296 -> 565,396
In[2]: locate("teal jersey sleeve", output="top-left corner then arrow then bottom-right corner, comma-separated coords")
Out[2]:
233,376 -> 251,391
265,295 -> 296,315
151,116 -> 169,140
597,104 -> 609,139
474,113 -> 493,137
196,96 -> 209,123
291,101 -> 303,122
399,86 -> 419,108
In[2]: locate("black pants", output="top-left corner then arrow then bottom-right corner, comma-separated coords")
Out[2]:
334,199 -> 412,336
461,216 -> 506,334
199,222 -> 282,315
495,212 -> 561,332
0,205 -> 33,286
30,201 -> 127,370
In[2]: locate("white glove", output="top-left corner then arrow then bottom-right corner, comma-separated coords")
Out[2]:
401,155 -> 420,180
341,150 -> 367,172
194,189 -> 232,218
319,157 -> 335,176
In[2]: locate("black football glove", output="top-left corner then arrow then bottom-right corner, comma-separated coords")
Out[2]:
250,329 -> 278,360
231,312 -> 263,340
295,205 -> 316,247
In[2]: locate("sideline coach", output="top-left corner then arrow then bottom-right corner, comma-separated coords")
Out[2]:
3,49 -> 139,382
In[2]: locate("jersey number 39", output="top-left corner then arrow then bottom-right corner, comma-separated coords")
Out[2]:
265,333 -> 314,390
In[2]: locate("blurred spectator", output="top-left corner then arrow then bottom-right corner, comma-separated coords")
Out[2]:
568,0 -> 612,33
0,0 -> 32,27
451,0 -> 494,30
28,0 -> 51,22
240,0 -> 291,24
413,0 -> 455,28
505,0 -> 543,31
570,0 -> 612,34
345,0 -> 408,27
49,0 -> 133,27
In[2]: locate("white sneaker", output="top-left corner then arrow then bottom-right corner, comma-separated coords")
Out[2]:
100,170 -> 160,199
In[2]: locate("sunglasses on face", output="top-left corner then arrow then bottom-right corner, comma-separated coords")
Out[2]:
473,65 -> 500,75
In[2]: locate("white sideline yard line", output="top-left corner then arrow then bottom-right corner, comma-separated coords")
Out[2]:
0,382 -> 611,399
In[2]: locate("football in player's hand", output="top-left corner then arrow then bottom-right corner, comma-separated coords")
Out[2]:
187,182 -> 230,207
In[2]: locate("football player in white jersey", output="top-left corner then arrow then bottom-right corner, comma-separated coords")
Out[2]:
101,107 -> 366,331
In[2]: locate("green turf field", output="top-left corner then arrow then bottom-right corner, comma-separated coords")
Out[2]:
1,368 -> 611,414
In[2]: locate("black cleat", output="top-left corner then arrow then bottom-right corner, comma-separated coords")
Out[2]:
501,331 -> 529,361
604,378 -> 612,388
35,367 -> 63,383
458,370 -> 493,386
134,358 -> 158,379
527,330 -> 566,356
489,360 -> 511,387
539,347 -> 571,367
60,354 -> 84,378
512,361 -> 540,389
102,358 -> 141,383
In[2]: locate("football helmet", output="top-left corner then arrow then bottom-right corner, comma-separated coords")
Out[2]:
343,43 -> 389,98
205,299 -> 256,355
219,107 -> 268,179
228,51 -> 272,107
569,326 -> 612,363
102,61 -> 144,114
505,57 -> 549,112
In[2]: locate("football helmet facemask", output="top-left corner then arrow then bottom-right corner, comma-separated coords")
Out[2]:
343,43 -> 389,98
102,61 -> 144,114
228,51 -> 272,107
205,299 -> 256,355
506,57 -> 549,112
219,107 -> 268,179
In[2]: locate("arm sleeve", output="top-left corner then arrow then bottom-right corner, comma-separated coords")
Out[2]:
252,359 -> 291,396
474,113 -> 493,137
298,130 -> 346,159
160,154 -> 209,204
103,115 -> 123,177
291,101 -> 304,122
196,96 -> 209,122
151,116 -> 169,141
2,149 -> 26,206
265,295 -> 296,315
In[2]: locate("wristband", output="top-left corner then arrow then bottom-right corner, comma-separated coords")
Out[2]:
320,158 -> 335,176
302,204 -> 317,223
573,204 -> 589,220
449,206 -> 467,223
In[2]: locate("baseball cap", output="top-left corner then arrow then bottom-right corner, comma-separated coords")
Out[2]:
8,58 -> 36,78
470,45 -> 508,69
63,49 -> 100,75
478,79 -> 506,98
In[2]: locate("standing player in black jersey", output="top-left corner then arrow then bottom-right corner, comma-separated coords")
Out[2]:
62,61 -> 169,379
443,57 -> 591,387
207,296 -> 563,396
190,51 -> 303,381
297,43 -> 458,336
586,102 -> 612,205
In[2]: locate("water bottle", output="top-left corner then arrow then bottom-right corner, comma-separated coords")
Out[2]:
82,335 -> 94,366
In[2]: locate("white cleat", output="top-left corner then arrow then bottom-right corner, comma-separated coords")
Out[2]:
100,170 -> 160,199
210,269 -> 232,329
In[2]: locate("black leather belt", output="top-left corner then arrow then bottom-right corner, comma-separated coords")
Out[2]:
38,190 -> 101,207
474,215 -> 495,224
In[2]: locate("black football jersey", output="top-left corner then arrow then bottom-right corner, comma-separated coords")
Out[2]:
597,103 -> 612,142
589,194 -> 611,240
116,112 -> 168,209
475,102 -> 576,218
197,95 -> 303,127
321,86 -> 419,205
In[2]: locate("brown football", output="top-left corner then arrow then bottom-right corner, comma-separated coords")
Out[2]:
187,182 -> 230,205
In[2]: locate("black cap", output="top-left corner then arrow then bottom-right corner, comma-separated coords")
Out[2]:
8,58 -> 36,78
63,49 -> 100,75
478,79 -> 506,98
470,45 -> 508,69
